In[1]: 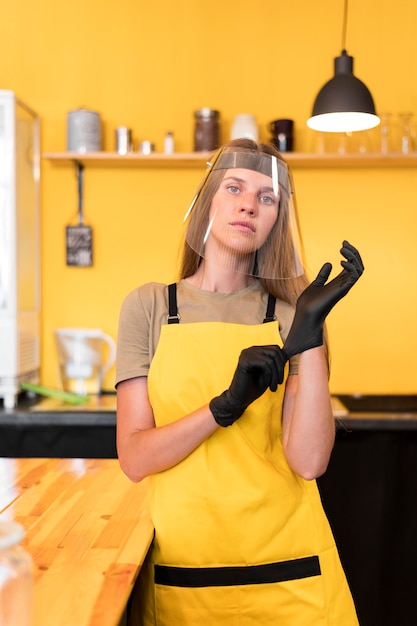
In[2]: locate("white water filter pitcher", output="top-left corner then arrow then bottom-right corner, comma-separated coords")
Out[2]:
54,328 -> 116,395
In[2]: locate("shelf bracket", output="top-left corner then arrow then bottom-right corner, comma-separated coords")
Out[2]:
73,160 -> 84,225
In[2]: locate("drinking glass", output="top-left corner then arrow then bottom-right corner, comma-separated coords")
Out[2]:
398,112 -> 415,154
379,113 -> 393,154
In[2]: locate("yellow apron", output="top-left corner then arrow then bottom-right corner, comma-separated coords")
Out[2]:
132,291 -> 359,625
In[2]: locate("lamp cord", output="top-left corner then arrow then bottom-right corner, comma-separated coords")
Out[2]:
341,0 -> 348,52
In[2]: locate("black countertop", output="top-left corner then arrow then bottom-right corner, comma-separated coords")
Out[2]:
1,393 -> 417,430
0,393 -> 117,425
333,393 -> 417,430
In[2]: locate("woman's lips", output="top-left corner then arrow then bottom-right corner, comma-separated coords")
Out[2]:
230,220 -> 256,233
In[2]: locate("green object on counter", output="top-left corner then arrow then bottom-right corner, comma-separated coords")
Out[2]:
20,382 -> 91,405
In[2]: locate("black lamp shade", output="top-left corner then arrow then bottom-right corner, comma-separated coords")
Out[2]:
307,50 -> 380,132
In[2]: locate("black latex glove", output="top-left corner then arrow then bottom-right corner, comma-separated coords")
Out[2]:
209,345 -> 286,427
283,240 -> 364,359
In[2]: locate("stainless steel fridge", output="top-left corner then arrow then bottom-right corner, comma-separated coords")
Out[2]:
0,90 -> 40,408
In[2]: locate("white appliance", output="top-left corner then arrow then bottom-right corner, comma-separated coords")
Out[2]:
0,90 -> 40,408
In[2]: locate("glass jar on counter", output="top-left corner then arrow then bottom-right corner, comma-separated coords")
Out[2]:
193,108 -> 220,151
0,522 -> 33,626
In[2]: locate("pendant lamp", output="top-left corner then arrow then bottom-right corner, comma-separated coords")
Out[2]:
307,0 -> 379,133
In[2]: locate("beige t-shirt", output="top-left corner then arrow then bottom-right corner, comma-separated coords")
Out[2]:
115,279 -> 298,387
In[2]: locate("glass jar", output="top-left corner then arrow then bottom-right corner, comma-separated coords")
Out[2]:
379,113 -> 393,154
193,108 -> 220,152
398,112 -> 415,154
0,522 -> 33,626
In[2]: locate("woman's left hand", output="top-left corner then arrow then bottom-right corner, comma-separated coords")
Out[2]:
283,240 -> 364,359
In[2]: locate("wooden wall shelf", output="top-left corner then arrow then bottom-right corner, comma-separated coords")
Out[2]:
43,151 -> 417,169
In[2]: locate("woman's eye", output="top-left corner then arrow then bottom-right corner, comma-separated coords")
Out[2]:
259,195 -> 275,204
227,185 -> 240,194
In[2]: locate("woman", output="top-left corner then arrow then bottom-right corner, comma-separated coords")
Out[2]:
116,139 -> 363,625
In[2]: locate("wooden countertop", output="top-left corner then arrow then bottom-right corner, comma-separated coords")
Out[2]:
0,458 -> 154,626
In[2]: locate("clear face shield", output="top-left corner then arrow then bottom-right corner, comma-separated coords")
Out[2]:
183,146 -> 305,279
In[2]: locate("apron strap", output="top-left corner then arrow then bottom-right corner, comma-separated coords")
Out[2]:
167,283 -> 180,324
263,292 -> 277,323
168,283 -> 276,324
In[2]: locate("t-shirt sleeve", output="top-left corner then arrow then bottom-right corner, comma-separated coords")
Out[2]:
115,286 -> 152,386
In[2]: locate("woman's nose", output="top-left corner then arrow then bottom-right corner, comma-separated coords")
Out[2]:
238,192 -> 257,215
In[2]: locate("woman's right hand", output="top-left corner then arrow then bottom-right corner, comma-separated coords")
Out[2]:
209,345 -> 286,427
283,241 -> 364,359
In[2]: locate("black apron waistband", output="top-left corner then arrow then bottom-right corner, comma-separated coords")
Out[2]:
154,555 -> 321,588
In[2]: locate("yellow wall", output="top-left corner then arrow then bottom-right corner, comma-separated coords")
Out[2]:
1,0 -> 417,394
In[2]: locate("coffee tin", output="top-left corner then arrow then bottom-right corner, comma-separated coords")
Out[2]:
67,108 -> 101,153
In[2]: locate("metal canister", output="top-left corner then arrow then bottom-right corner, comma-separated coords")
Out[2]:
115,127 -> 133,155
67,108 -> 101,153
193,108 -> 220,151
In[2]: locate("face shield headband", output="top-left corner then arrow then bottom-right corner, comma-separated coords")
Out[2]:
183,147 -> 304,279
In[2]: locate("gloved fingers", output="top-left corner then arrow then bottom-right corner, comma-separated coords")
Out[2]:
341,240 -> 364,276
340,260 -> 362,283
238,346 -> 270,370
239,345 -> 285,393
271,346 -> 286,389
261,345 -> 286,392
282,347 -> 290,363
313,262 -> 333,285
